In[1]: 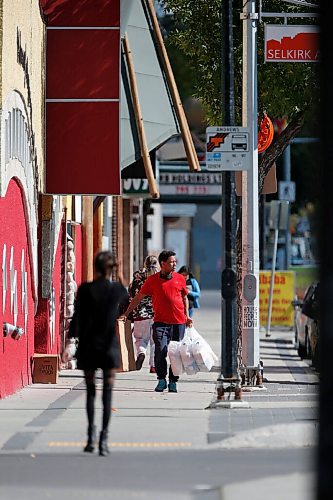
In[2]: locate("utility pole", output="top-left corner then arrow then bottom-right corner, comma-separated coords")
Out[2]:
217,0 -> 241,402
240,0 -> 260,377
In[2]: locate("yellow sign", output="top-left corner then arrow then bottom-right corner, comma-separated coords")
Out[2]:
259,271 -> 295,327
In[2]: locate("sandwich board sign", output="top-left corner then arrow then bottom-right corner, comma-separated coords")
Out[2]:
206,126 -> 251,171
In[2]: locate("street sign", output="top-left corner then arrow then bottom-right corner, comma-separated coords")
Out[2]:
206,126 -> 251,171
265,25 -> 319,63
269,200 -> 289,230
278,180 -> 296,202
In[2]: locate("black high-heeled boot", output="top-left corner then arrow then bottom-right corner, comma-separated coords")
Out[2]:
99,430 -> 109,457
84,425 -> 96,453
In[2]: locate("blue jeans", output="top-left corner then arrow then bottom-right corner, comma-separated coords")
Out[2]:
152,323 -> 186,382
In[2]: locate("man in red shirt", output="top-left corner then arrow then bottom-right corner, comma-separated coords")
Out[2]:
120,250 -> 192,393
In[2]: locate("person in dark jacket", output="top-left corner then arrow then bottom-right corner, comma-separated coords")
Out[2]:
66,251 -> 128,456
178,266 -> 201,318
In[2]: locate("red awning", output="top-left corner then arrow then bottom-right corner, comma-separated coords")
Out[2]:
40,0 -> 120,26
41,0 -> 121,195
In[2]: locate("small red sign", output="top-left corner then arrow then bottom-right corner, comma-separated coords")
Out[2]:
265,25 -> 319,63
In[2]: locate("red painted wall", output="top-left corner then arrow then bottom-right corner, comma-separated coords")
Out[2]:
0,179 -> 35,398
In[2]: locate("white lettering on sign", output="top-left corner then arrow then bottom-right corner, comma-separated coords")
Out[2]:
123,179 -> 149,192
159,184 -> 221,196
267,49 -> 313,60
243,305 -> 259,329
159,173 -> 222,184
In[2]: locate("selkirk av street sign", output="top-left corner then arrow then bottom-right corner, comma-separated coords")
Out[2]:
264,25 -> 320,63
206,126 -> 251,171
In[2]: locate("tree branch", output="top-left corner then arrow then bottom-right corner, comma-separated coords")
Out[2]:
258,110 -> 305,194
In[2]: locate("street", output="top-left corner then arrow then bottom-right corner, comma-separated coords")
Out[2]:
0,291 -> 317,500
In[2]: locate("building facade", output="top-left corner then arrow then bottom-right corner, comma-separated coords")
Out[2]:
0,0 -> 184,398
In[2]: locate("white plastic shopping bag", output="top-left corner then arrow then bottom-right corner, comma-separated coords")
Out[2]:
180,334 -> 199,375
186,327 -> 218,372
168,340 -> 184,376
192,338 -> 215,372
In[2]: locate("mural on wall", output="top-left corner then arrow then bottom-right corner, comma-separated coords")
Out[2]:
0,90 -> 38,397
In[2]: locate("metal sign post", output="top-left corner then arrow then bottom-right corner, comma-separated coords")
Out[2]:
240,0 -> 260,374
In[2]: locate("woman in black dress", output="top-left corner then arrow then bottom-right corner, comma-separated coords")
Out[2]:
67,251 -> 128,456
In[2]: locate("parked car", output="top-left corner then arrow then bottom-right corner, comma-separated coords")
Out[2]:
292,281 -> 320,370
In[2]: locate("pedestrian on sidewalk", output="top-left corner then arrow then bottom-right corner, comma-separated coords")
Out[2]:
178,265 -> 201,318
65,251 -> 128,456
128,255 -> 159,372
120,250 -> 192,393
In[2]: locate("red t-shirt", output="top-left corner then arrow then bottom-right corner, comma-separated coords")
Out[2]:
140,272 -> 188,324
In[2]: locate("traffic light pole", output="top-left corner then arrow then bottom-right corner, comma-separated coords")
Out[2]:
215,0 -> 244,405
221,0 -> 238,377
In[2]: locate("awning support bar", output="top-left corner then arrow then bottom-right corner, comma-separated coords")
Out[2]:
123,34 -> 160,199
146,0 -> 200,173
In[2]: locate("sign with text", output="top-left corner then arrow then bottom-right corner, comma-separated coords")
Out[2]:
159,171 -> 221,198
122,178 -> 150,198
259,271 -> 295,327
265,25 -> 319,63
243,305 -> 259,329
206,126 -> 250,171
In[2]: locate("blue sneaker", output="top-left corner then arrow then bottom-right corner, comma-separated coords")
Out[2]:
155,379 -> 167,392
168,381 -> 177,393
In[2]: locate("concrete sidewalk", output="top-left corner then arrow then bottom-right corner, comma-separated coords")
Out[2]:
0,291 -> 318,500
